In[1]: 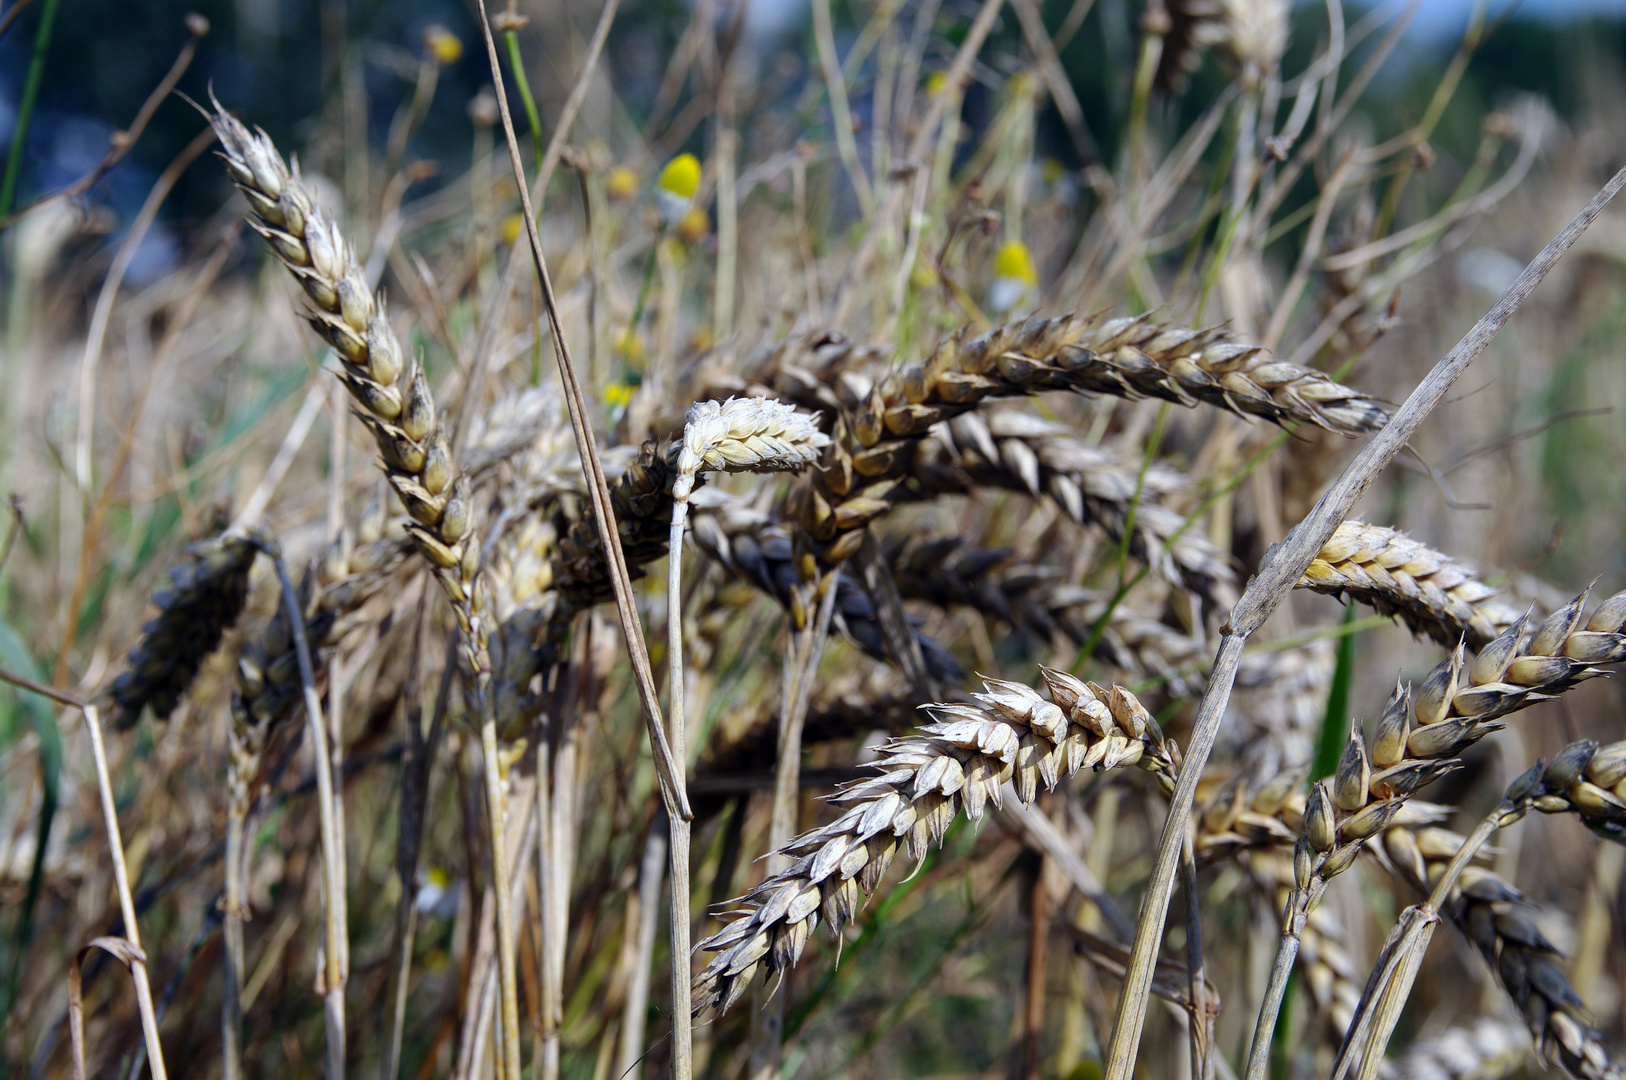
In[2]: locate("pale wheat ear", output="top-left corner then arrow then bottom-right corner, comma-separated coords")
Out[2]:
692,671 -> 1178,1016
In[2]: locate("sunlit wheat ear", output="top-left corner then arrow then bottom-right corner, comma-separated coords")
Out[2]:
798,313 -> 1389,569
110,527 -> 264,729
667,397 -> 830,790
693,670 -> 1180,1016
1298,520 -> 1523,648
207,98 -> 487,685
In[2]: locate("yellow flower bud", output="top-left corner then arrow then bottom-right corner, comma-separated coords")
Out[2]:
606,165 -> 638,202
424,25 -> 463,65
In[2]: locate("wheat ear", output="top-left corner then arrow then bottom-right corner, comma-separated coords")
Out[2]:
1298,520 -> 1522,648
912,409 -> 1235,598
109,528 -> 262,728
796,312 -> 1386,569
694,669 -> 1180,1014
1380,810 -> 1626,1080
207,101 -> 487,677
207,97 -> 517,1072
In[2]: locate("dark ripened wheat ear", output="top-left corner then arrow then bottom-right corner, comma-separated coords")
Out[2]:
693,670 -> 1180,1015
688,498 -> 964,683
229,524 -> 409,813
1298,520 -> 1523,649
1380,814 -> 1626,1080
207,100 -> 489,690
110,527 -> 263,729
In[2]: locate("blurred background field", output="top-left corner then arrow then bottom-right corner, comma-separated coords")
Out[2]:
5,1 -> 1626,1079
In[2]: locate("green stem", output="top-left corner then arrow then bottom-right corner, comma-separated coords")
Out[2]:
0,0 -> 62,224
1309,603 -> 1358,782
503,31 -> 544,173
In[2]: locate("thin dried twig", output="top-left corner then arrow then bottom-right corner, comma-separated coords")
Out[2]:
0,670 -> 169,1080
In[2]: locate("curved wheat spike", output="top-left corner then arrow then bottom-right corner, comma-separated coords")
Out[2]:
795,312 -> 1386,570
911,410 -> 1235,600
1298,521 -> 1523,649
109,527 -> 263,728
207,100 -> 488,688
693,669 -> 1180,1015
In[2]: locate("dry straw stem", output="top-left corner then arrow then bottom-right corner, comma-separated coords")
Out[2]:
0,671 -> 168,1080
472,0 -> 706,1070
1101,163 -> 1626,1080
108,527 -> 260,728
1298,520 -> 1521,648
693,669 -> 1181,1014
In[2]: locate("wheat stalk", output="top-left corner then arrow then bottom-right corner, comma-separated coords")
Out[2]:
109,528 -> 262,728
1298,520 -> 1522,649
693,669 -> 1180,1014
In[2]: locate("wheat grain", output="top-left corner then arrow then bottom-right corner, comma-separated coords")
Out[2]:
1298,521 -> 1522,649
693,669 -> 1180,1014
110,527 -> 263,728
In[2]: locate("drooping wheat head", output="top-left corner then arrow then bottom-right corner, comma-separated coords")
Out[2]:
110,527 -> 264,729
693,669 -> 1180,1014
